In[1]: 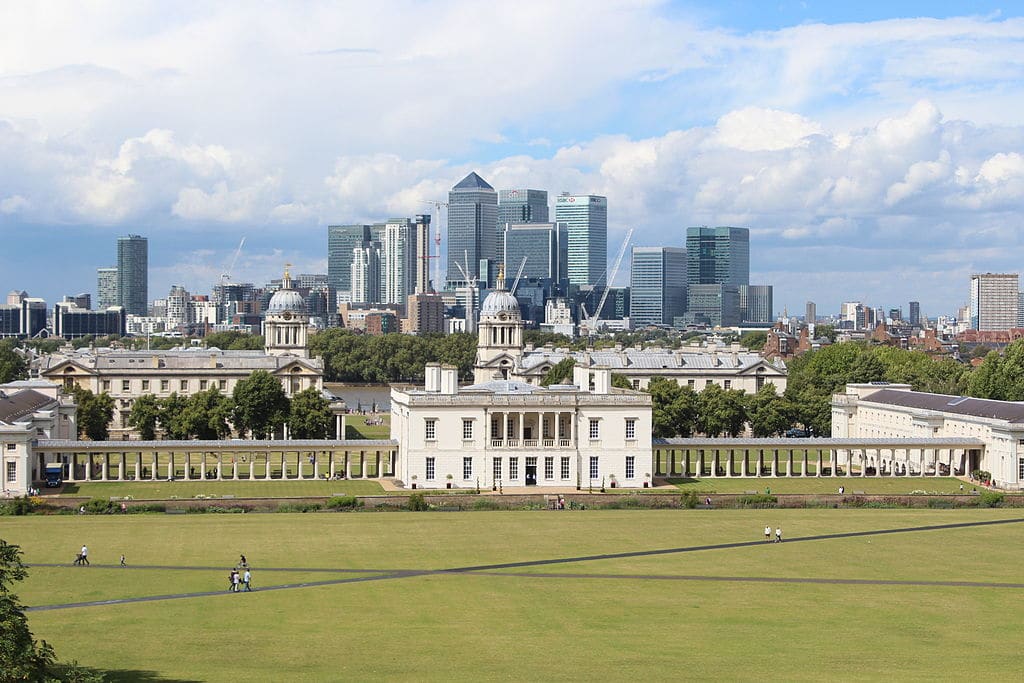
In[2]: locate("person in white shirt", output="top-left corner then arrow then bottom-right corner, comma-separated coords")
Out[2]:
764,525 -> 771,542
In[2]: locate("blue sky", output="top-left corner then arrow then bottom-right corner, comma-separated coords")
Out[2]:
2,1 -> 1024,318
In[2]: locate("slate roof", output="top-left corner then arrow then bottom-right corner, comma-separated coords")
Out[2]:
37,348 -> 322,373
0,389 -> 54,423
452,171 -> 494,191
519,348 -> 784,373
862,388 -> 1024,423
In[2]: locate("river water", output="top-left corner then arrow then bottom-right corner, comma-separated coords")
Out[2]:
325,383 -> 392,412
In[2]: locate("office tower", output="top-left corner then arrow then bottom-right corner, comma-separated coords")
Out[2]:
328,225 -> 372,296
97,267 -> 118,310
116,235 -> 148,316
840,302 -> 860,327
412,214 -> 432,294
503,223 -> 567,286
739,285 -> 773,323
351,244 -> 381,304
805,301 -> 816,324
970,273 -> 1019,331
685,227 -> 749,286
687,284 -> 740,327
498,189 -> 549,225
554,193 -> 607,287
383,218 -> 417,305
63,293 -> 91,310
53,302 -> 126,339
166,286 -> 191,327
630,246 -> 687,327
909,301 -> 921,327
889,308 -> 902,323
0,293 -> 47,338
447,172 -> 498,288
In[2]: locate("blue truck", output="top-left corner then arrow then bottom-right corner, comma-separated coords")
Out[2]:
44,463 -> 63,488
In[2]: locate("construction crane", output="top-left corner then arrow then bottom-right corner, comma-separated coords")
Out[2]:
221,237 -> 246,284
586,227 -> 633,334
420,200 -> 448,293
510,256 -> 528,294
454,251 -> 478,333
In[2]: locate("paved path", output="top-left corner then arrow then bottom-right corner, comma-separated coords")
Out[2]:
25,516 -> 1024,613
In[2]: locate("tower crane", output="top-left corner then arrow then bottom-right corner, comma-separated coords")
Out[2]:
420,200 -> 448,293
587,227 -> 633,334
221,237 -> 246,285
510,256 -> 528,294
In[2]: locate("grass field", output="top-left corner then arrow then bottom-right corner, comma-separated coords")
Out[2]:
6,509 -> 1024,681
57,478 -> 386,499
665,476 -> 969,494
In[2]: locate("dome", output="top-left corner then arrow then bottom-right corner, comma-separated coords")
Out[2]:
480,290 -> 520,317
267,288 -> 306,314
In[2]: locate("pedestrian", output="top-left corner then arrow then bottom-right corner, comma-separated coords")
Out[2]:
959,483 -> 964,492
764,525 -> 771,542
230,569 -> 240,592
120,502 -> 127,513
79,505 -> 85,515
775,527 -> 782,543
839,485 -> 845,495
80,545 -> 90,565
239,554 -> 248,568
243,569 -> 252,591
120,554 -> 126,567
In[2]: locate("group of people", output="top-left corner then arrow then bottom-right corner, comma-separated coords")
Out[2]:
72,544 -> 127,566
229,554 -> 253,592
763,525 -> 783,543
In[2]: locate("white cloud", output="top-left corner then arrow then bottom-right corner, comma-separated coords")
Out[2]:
0,194 -> 29,214
711,108 -> 824,152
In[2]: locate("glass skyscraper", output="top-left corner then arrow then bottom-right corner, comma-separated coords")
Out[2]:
498,189 -> 549,225
116,235 -> 148,316
554,193 -> 607,287
97,266 -> 118,309
503,223 -> 567,286
447,172 -> 498,288
685,226 -> 749,286
630,246 -> 687,327
327,225 -> 372,294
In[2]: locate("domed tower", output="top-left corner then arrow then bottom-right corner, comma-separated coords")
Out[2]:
263,267 -> 310,358
473,267 -> 524,383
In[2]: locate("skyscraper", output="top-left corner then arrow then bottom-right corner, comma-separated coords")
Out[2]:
806,301 -> 816,324
630,246 -> 687,327
502,223 -> 567,285
97,267 -> 118,309
554,193 -> 607,287
447,172 -> 498,288
328,225 -> 372,295
498,189 -> 549,268
351,245 -> 381,304
412,214 -> 432,294
383,219 -> 415,305
685,227 -> 749,286
970,273 -> 1019,331
116,235 -> 148,316
739,285 -> 773,323
909,301 -> 921,327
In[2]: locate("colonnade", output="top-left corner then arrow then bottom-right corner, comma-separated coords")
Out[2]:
488,410 -> 576,448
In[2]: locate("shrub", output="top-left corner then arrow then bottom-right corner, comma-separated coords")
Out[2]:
407,493 -> 428,511
680,491 -> 699,509
0,496 -> 35,516
926,498 -> 954,509
84,498 -> 118,514
979,491 -> 1004,508
472,499 -> 501,511
128,503 -> 166,513
276,502 -> 323,513
735,494 -> 778,509
326,495 -> 361,510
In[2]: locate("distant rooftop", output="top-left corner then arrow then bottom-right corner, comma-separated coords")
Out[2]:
452,171 -> 494,191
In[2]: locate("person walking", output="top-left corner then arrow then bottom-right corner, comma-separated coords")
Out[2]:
120,554 -> 126,567
764,525 -> 771,542
80,545 -> 90,565
775,527 -> 782,543
232,569 -> 241,592
243,569 -> 252,592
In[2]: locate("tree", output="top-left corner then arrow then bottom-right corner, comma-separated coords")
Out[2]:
647,377 -> 698,438
180,388 -> 233,439
71,387 -> 114,441
158,393 -> 190,440
204,331 -> 264,350
127,394 -> 162,440
745,384 -> 792,437
289,387 -> 332,439
0,539 -> 56,680
739,331 -> 767,351
0,340 -> 27,383
540,358 -> 575,386
611,373 -> 633,390
696,383 -> 747,437
232,370 -> 289,439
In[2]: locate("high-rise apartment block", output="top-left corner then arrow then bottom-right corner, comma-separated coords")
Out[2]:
908,301 -> 920,327
116,235 -> 148,316
554,193 -> 607,287
447,172 -> 498,288
412,214 -> 432,294
970,273 -> 1019,331
351,245 -> 381,304
97,267 -> 118,310
630,246 -> 687,327
806,301 -> 816,324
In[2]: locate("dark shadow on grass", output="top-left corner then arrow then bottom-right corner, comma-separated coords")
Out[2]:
55,662 -> 201,682
664,477 -> 701,485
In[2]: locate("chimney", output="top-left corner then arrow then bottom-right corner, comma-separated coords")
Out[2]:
151,356 -> 159,368
209,354 -> 218,368
572,365 -> 590,391
592,367 -> 611,395
424,363 -> 441,392
440,365 -> 458,395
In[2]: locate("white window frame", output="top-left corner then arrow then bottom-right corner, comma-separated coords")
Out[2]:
6,461 -> 16,482
425,457 -> 435,480
509,458 -> 519,480
625,418 -> 636,440
463,456 -> 473,480
544,456 -> 554,480
626,455 -> 635,479
589,418 -> 600,440
463,419 -> 473,440
492,457 -> 501,481
561,457 -> 570,480
589,456 -> 598,480
425,418 -> 437,441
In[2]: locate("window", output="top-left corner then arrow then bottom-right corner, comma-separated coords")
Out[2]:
179,379 -> 188,391
463,457 -> 473,480
463,419 -> 473,440
219,380 -> 227,391
724,380 -> 732,390
160,379 -> 169,392
6,443 -> 15,450
121,379 -> 130,391
544,456 -> 554,480
687,379 -> 695,389
625,418 -> 636,440
705,380 -> 713,387
561,457 -> 570,480
141,379 -> 150,391
509,458 -> 519,479
200,380 -> 208,391
589,418 -> 600,440
425,457 -> 435,480
1019,458 -> 1024,480
589,456 -> 599,480
6,462 -> 15,482
491,419 -> 500,439
102,380 -> 111,392
506,420 -> 515,439
626,455 -> 635,479
425,419 -> 437,441
632,379 -> 640,389
493,457 -> 501,481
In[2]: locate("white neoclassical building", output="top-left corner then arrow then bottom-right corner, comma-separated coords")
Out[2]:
832,382 -> 1024,489
392,282 -> 653,489
35,269 -> 336,439
1,380 -> 77,496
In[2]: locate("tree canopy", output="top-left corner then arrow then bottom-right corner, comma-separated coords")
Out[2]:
289,387 -> 333,439
71,387 -> 115,441
0,340 -> 28,384
232,370 -> 289,439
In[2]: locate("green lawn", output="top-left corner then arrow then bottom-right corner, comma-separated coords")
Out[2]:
663,476 -> 970,494
345,413 -> 390,439
5,509 -> 1024,681
54,479 -> 386,500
